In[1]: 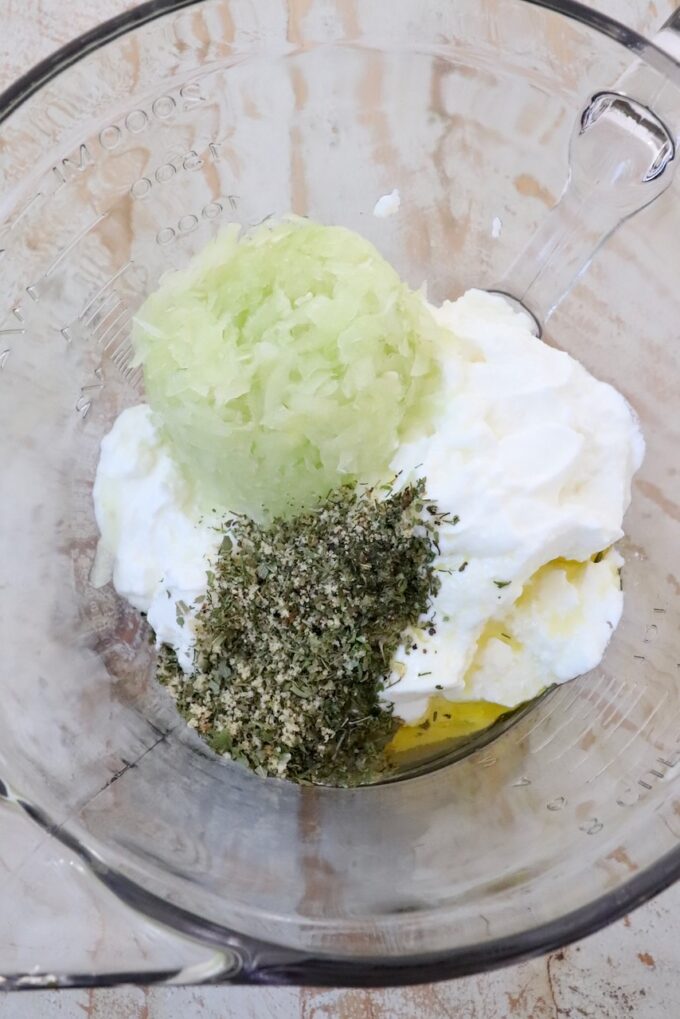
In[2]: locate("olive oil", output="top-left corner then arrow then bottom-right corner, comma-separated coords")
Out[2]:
388,697 -> 507,757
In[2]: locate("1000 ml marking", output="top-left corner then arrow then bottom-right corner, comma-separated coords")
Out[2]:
156,198 -> 236,246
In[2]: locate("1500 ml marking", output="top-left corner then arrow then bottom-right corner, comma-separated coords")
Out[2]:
129,141 -> 222,200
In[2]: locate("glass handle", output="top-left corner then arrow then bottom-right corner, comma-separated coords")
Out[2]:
496,11 -> 680,331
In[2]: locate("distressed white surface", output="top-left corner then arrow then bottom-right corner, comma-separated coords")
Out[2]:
2,1 -> 680,1016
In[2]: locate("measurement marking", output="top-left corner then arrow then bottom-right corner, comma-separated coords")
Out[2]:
539,672 -> 603,730
114,351 -> 138,380
122,362 -> 142,385
112,344 -> 132,365
0,327 -> 25,337
561,679 -> 628,768
534,685 -> 609,754
578,670 -> 618,717
84,291 -> 122,328
523,687 -> 579,740
527,671 -> 610,749
97,309 -> 129,349
574,671 -> 621,724
44,211 -> 108,279
598,688 -> 645,744
0,349 -> 10,369
103,326 -> 131,359
91,298 -> 127,338
543,678 -> 621,762
595,678 -> 639,731
11,192 -> 43,229
0,194 -> 43,247
79,260 -> 133,321
590,697 -> 667,782
567,747 -> 595,775
113,354 -> 135,377
94,298 -> 127,335
111,335 -> 133,362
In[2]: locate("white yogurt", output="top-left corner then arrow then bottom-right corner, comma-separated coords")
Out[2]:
385,289 -> 643,720
93,290 -> 643,717
461,552 -> 624,707
373,189 -> 401,217
92,404 -> 222,671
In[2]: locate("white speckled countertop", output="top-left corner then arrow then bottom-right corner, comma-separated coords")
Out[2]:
2,1 -> 680,1016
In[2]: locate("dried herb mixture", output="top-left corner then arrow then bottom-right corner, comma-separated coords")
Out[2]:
158,480 -> 443,785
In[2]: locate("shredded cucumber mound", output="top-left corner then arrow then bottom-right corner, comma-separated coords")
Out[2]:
133,218 -> 444,521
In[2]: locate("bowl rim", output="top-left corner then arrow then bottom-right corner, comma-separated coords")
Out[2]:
1,0 -> 680,989
1,0 -> 680,126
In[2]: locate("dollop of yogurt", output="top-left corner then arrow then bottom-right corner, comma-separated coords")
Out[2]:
385,289 -> 643,720
92,403 -> 222,671
93,289 -> 644,718
373,189 -> 401,217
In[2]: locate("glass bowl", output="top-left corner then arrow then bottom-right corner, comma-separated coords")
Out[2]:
1,0 -> 680,987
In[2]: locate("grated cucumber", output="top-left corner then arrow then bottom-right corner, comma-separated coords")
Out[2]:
133,218 -> 444,521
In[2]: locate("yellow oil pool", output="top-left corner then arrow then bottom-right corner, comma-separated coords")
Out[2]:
388,697 -> 507,756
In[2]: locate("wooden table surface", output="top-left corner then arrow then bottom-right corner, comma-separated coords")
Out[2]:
1,1 -> 679,1016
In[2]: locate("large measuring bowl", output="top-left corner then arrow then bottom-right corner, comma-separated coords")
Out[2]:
1,0 -> 680,987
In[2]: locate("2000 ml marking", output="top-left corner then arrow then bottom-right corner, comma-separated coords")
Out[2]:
0,81 -> 209,273
51,82 -> 207,189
